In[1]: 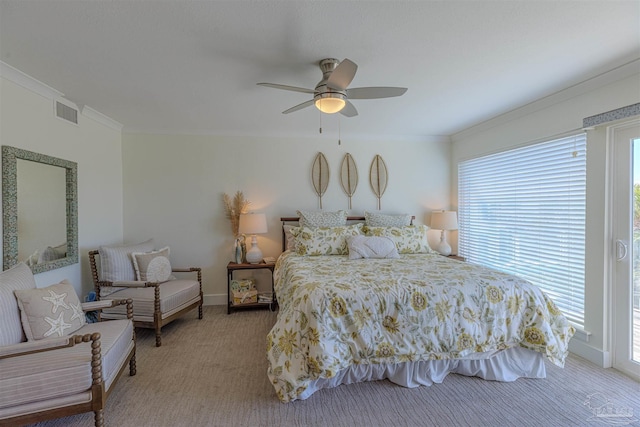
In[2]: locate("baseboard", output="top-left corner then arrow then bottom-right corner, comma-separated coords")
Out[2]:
569,339 -> 611,368
203,293 -> 227,306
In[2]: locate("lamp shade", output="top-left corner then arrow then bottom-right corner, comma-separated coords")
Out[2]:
238,213 -> 268,235
430,211 -> 458,231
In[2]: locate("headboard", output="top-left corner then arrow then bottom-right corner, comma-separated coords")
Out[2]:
280,215 -> 415,252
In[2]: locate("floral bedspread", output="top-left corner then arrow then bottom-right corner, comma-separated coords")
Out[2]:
267,252 -> 575,402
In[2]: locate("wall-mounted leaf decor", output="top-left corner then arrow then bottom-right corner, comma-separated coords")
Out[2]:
311,152 -> 330,209
369,154 -> 388,210
340,153 -> 358,209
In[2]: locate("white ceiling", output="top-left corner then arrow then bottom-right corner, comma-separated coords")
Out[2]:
1,1 -> 639,139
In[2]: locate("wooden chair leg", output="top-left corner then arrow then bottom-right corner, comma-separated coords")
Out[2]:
94,409 -> 104,427
155,330 -> 162,347
129,351 -> 137,376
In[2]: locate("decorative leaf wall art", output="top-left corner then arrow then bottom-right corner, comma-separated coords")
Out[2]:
369,154 -> 388,210
311,152 -> 330,209
339,153 -> 358,209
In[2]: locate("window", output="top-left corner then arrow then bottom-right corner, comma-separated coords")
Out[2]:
458,133 -> 587,328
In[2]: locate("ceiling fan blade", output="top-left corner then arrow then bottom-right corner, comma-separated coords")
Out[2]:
346,87 -> 408,99
326,58 -> 358,91
257,83 -> 315,94
282,99 -> 314,114
339,100 -> 358,117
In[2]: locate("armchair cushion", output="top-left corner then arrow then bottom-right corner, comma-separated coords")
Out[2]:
0,263 -> 36,346
102,279 -> 201,320
131,246 -> 172,282
98,239 -> 154,282
14,280 -> 86,340
0,319 -> 134,413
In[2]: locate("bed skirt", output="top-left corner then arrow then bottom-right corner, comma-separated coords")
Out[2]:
297,347 -> 546,401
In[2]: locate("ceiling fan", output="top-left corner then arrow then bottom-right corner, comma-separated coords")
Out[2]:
257,58 -> 407,117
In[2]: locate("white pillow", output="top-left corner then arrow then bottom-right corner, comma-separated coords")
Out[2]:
131,247 -> 172,282
347,235 -> 400,260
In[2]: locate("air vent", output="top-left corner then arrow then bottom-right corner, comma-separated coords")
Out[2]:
55,100 -> 78,124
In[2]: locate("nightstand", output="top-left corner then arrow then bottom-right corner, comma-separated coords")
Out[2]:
447,255 -> 465,262
227,262 -> 276,314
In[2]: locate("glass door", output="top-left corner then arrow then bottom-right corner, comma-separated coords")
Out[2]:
612,119 -> 640,379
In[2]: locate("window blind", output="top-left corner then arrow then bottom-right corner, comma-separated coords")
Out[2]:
458,133 -> 587,328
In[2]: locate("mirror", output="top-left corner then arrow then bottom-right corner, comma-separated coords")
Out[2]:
2,146 -> 78,273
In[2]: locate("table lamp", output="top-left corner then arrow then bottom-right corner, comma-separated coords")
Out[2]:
430,210 -> 458,256
238,213 -> 268,264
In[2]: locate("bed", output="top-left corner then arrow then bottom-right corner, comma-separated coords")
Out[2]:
266,214 -> 575,403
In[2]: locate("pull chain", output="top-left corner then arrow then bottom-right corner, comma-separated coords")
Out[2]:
319,111 -> 322,134
338,114 -> 341,145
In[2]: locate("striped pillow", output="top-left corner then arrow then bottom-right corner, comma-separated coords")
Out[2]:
98,239 -> 155,282
0,262 -> 37,345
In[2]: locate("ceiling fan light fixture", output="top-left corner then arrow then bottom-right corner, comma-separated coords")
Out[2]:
314,94 -> 346,114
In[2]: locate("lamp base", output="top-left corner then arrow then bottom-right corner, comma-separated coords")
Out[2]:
436,230 -> 452,256
245,235 -> 263,264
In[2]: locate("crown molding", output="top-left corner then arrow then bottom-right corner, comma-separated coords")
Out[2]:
0,60 -> 64,100
1,61 -> 123,132
452,57 -> 640,141
81,106 -> 123,131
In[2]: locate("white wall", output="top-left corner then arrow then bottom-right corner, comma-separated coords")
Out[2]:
0,74 -> 124,297
121,133 -> 451,304
450,72 -> 640,366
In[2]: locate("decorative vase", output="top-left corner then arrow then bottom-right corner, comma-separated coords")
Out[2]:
235,238 -> 243,264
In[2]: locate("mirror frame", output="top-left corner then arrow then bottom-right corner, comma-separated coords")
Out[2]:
2,146 -> 78,273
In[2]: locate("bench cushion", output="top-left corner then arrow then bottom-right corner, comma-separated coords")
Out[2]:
0,263 -> 36,346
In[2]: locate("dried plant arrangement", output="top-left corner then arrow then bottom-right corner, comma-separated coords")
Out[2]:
223,191 -> 251,237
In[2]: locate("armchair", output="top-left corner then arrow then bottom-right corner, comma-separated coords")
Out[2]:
0,262 -> 136,427
89,240 -> 203,347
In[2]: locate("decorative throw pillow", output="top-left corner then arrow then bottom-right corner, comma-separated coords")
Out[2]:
347,235 -> 400,260
283,224 -> 297,251
291,223 -> 363,256
297,210 -> 348,228
0,262 -> 37,346
364,211 -> 412,227
363,225 -> 434,254
14,279 -> 86,341
131,246 -> 172,282
99,239 -> 155,282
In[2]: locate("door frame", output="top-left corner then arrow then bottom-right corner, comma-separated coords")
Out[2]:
607,118 -> 640,379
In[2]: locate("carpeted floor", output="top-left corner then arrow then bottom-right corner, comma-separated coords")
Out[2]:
28,306 -> 640,427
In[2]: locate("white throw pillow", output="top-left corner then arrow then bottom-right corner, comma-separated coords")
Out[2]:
347,235 -> 400,259
131,246 -> 172,282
